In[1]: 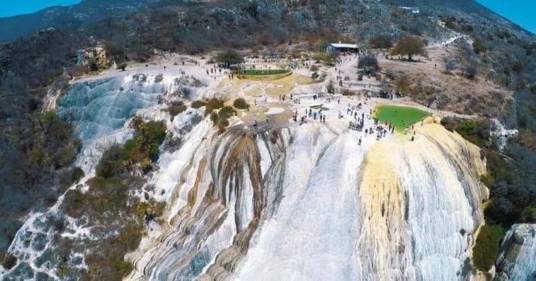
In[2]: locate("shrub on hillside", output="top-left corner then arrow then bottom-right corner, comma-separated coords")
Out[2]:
450,118 -> 490,147
458,119 -> 490,146
440,116 -> 458,132
96,146 -> 126,178
395,74 -> 411,95
113,260 -> 133,279
465,65 -> 478,80
208,106 -> 236,133
529,85 -> 536,95
218,106 -> 236,120
191,100 -> 207,109
96,119 -> 167,178
27,111 -> 81,170
440,16 -> 457,30
210,112 -> 219,125
511,62 -> 523,74
233,98 -> 249,110
133,120 -> 167,162
117,63 -> 127,71
472,224 -> 506,271
204,98 -> 224,116
166,101 -> 187,119
473,39 -> 487,54
521,207 -> 536,223
519,130 -> 536,151
1,254 -> 17,270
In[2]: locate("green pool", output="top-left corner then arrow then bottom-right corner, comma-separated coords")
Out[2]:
375,105 -> 430,131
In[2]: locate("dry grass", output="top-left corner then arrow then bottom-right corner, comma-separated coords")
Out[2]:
294,74 -> 315,85
380,44 -> 513,117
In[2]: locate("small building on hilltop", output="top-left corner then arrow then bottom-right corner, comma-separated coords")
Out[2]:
326,42 -> 360,54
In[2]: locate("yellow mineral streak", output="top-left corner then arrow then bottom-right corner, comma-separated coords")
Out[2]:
186,158 -> 207,208
358,117 -> 488,279
358,142 -> 408,279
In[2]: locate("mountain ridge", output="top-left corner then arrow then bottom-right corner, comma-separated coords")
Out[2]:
0,0 -> 164,42
1,0 -> 535,43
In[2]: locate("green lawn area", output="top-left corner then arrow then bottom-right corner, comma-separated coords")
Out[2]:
239,69 -> 289,75
375,105 -> 430,131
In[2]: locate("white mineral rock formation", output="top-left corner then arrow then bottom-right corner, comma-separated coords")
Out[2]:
495,224 -> 536,281
126,118 -> 490,281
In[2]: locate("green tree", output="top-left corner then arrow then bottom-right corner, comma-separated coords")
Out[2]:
117,63 -> 127,71
390,36 -> 427,61
233,98 -> 250,110
215,50 -> 244,68
358,56 -> 380,75
473,39 -> 487,54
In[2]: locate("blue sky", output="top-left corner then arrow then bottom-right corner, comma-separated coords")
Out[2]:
0,0 -> 80,17
0,0 -> 534,34
476,0 -> 536,33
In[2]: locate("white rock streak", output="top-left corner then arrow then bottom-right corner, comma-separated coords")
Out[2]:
236,128 -> 363,280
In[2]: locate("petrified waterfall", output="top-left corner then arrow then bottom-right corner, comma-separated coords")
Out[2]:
1,69 -> 516,280
126,119 -> 490,281
355,124 -> 488,281
0,72 -> 204,280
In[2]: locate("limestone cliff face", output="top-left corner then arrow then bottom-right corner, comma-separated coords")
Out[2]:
495,224 -> 536,281
126,119 -> 490,281
357,121 -> 488,281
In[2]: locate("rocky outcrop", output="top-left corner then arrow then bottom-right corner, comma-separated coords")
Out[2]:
76,46 -> 109,70
495,224 -> 536,281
